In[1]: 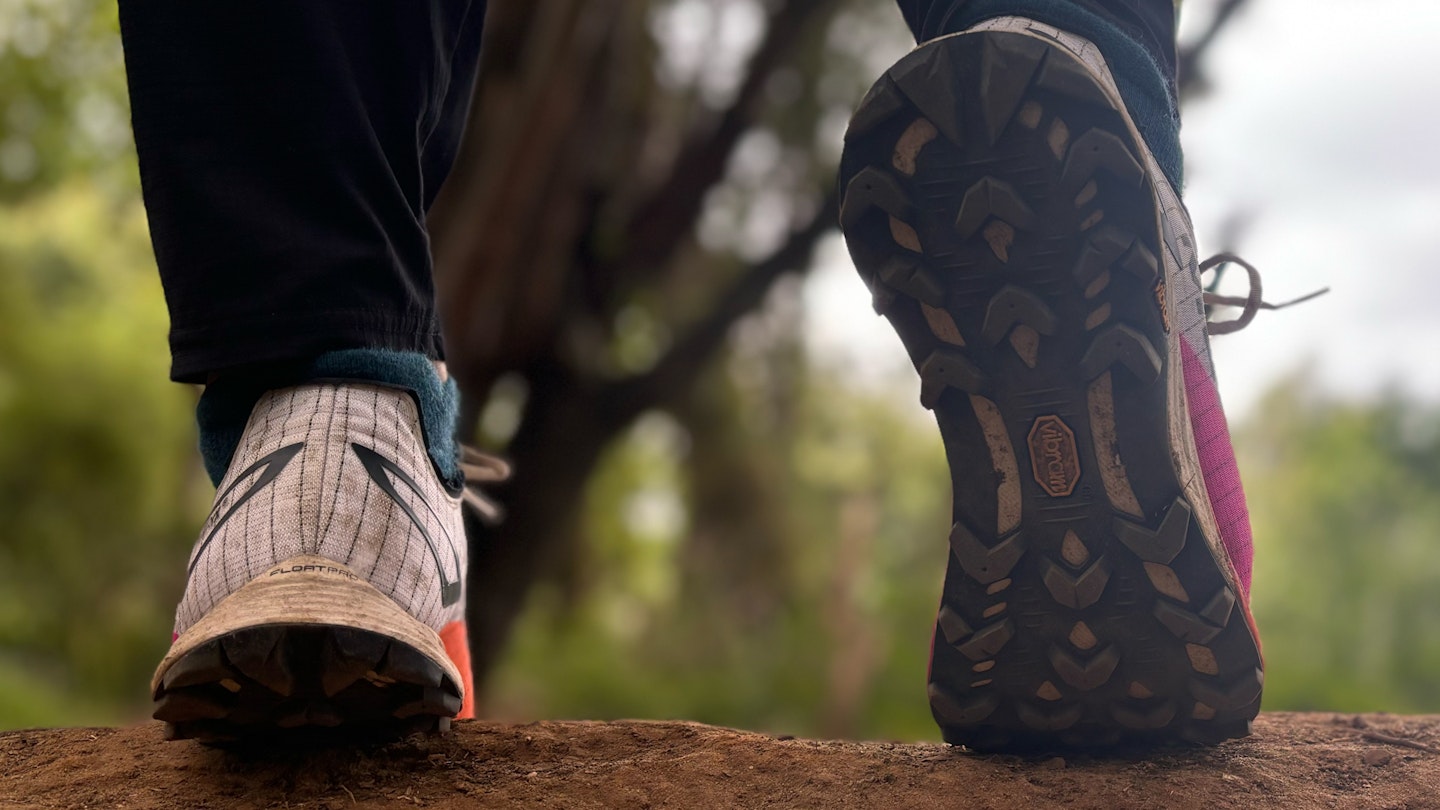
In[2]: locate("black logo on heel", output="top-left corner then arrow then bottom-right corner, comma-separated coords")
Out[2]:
188,443 -> 305,576
352,443 -> 464,607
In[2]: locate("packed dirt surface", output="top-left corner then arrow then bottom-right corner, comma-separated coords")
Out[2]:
3,713 -> 1439,809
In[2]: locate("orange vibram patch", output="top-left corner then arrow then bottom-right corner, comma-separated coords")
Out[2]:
440,621 -> 475,720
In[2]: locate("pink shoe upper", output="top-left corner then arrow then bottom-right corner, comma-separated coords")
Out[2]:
1181,336 -> 1253,598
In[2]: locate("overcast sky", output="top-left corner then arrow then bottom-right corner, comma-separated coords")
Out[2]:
804,0 -> 1440,418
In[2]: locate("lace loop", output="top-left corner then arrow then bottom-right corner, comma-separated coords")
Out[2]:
459,444 -> 511,525
1200,253 -> 1329,336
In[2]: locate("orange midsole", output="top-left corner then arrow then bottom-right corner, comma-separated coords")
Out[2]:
440,620 -> 475,720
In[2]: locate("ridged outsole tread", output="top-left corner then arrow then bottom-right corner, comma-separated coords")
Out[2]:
153,624 -> 462,744
839,30 -> 1262,751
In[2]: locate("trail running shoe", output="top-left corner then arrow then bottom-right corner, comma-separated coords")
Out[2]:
839,17 -> 1263,749
151,382 -> 508,742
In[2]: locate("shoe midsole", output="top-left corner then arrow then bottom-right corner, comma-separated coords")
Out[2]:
152,554 -> 461,698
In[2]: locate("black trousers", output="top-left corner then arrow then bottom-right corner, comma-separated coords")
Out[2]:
120,1 -> 1175,384
895,1 -> 1177,86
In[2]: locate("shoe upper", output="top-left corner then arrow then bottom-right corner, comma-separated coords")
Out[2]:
175,382 -> 467,637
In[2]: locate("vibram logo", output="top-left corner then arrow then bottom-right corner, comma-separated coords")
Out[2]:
1027,415 -> 1080,497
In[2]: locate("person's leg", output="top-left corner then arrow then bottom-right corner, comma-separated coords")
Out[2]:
842,0 -> 1262,747
893,0 -> 1181,189
119,0 -> 484,383
895,0 -> 1177,81
120,1 -> 499,740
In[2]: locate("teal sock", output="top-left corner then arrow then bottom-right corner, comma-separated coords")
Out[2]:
937,1 -> 1183,189
196,349 -> 461,488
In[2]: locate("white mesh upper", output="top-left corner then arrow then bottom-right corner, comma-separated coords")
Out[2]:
175,383 -> 466,636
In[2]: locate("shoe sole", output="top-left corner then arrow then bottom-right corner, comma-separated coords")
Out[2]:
152,555 -> 463,743
838,29 -> 1262,750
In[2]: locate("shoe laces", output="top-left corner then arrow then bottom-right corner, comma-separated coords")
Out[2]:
1200,253 -> 1330,335
459,444 -> 512,525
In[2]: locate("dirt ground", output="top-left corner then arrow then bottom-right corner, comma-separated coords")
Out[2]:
3,713 -> 1439,809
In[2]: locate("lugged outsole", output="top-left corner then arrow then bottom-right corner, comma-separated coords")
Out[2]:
839,29 -> 1263,751
153,624 -> 462,744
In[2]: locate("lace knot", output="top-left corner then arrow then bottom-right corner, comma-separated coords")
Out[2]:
459,444 -> 511,525
1200,253 -> 1329,335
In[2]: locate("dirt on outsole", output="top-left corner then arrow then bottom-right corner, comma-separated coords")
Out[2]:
2,713 -> 1438,809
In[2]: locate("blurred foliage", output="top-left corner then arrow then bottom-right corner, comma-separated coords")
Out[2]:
0,1 -> 198,729
0,0 -> 133,200
1241,376 -> 1440,713
0,184 -> 206,726
489,307 -> 952,739
0,0 -> 1437,739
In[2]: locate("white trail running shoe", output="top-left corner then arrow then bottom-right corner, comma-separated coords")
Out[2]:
151,382 -> 506,742
838,18 -> 1265,750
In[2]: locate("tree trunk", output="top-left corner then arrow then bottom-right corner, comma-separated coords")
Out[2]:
427,0 -> 845,697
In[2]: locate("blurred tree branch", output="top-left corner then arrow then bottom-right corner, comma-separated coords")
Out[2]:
1178,0 -> 1256,98
601,0 -> 826,298
606,190 -> 840,422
